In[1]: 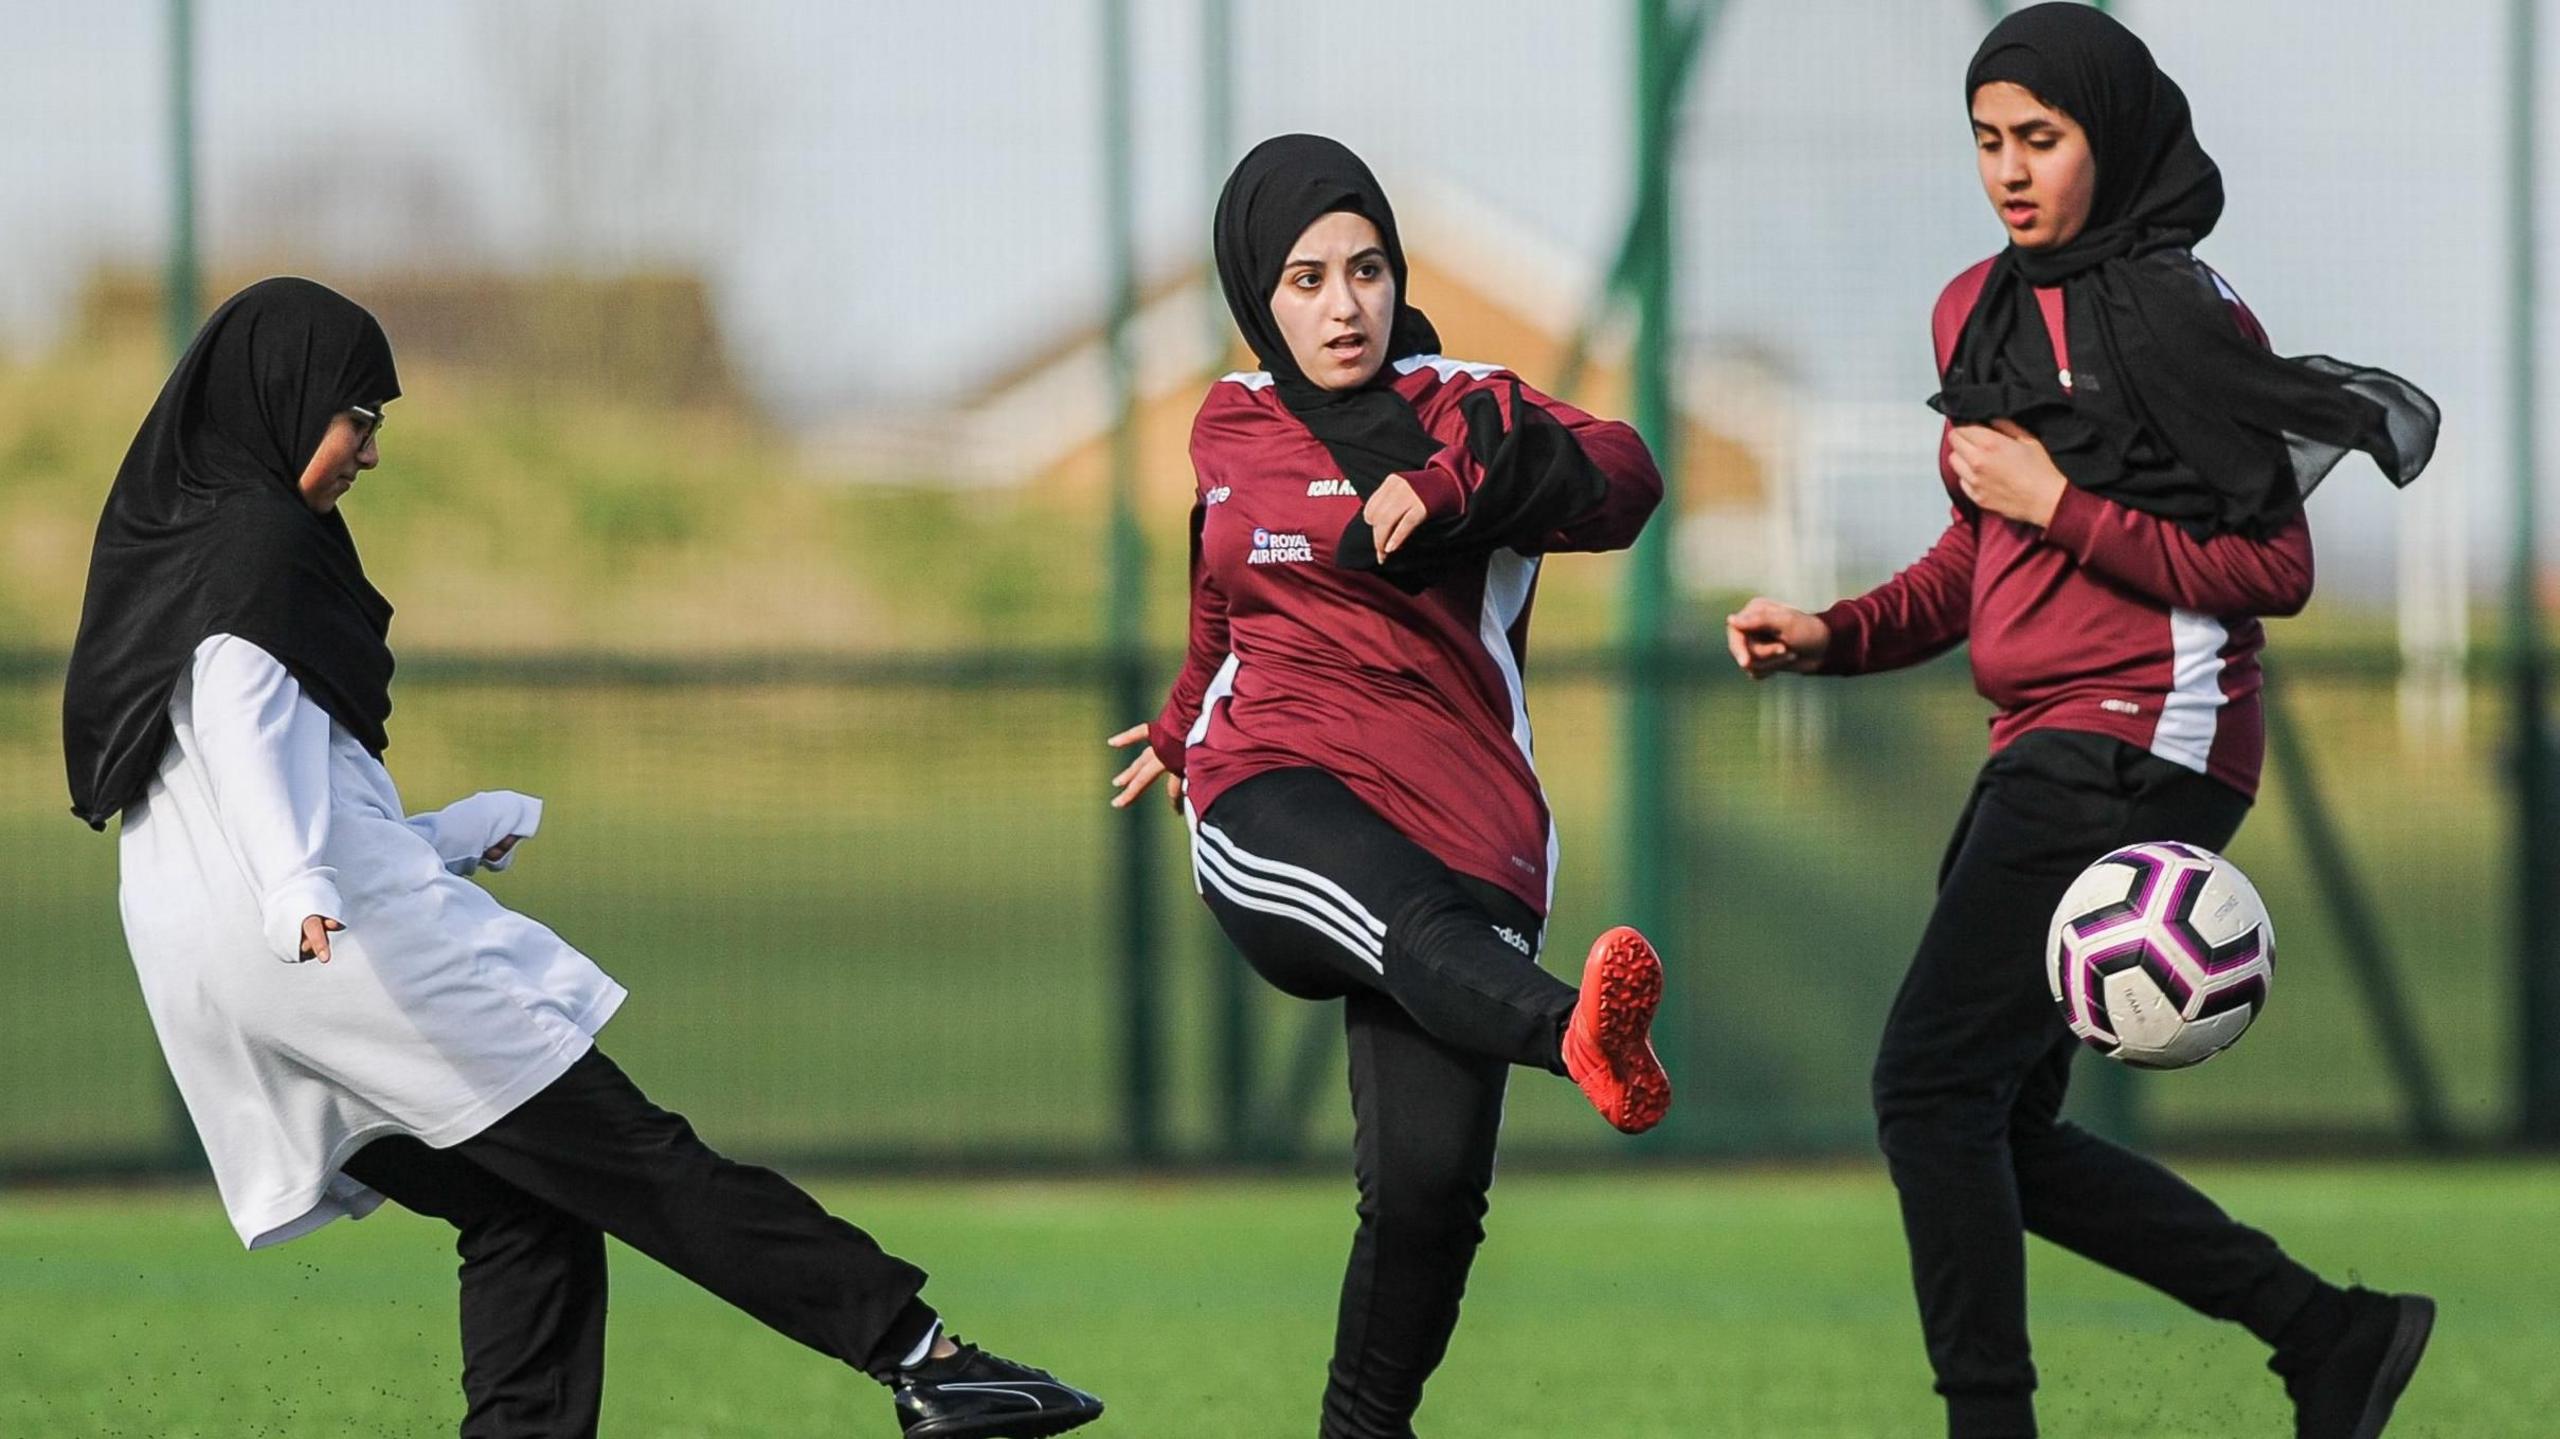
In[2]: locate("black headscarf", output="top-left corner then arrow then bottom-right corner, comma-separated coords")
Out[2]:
64,277 -> 401,830
1210,134 -> 1609,590
1932,3 -> 2437,539
1212,134 -> 1445,490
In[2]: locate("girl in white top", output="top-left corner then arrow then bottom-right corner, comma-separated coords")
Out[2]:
63,279 -> 1103,1439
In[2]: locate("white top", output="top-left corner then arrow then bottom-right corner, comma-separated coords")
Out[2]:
117,635 -> 626,1248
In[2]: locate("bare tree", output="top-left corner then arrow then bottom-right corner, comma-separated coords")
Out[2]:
479,0 -> 760,269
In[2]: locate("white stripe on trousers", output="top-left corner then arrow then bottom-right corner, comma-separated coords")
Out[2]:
1191,818 -> 1387,972
1197,821 -> 1386,942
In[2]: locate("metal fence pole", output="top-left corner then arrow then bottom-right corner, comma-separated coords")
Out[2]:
2509,0 -> 2560,1144
1554,1 -> 1716,404
1623,0 -> 1686,1136
1200,0 -> 1233,368
159,0 -> 207,1176
166,0 -> 199,356
1198,0 -> 1257,1159
1101,0 -> 1162,1160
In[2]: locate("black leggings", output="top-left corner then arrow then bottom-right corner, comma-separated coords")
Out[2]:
1193,767 -> 1580,1439
343,1049 -> 935,1439
1871,731 -> 2328,1439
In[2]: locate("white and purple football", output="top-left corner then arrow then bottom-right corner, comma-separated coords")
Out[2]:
2045,841 -> 2275,1069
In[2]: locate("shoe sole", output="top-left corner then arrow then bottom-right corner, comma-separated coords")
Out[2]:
904,1401 -> 1105,1439
2351,1295 -> 2434,1439
1580,927 -> 1670,1135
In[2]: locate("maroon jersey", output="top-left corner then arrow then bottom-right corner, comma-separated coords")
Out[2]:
1818,257 -> 2314,797
1149,356 -> 1661,916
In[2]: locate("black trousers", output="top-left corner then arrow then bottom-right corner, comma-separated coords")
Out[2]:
343,1048 -> 935,1439
1193,767 -> 1579,1439
1871,731 -> 2326,1439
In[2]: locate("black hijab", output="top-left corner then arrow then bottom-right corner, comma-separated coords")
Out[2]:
1932,3 -> 2438,539
1212,134 -> 1445,492
64,277 -> 401,830
1209,134 -> 1609,590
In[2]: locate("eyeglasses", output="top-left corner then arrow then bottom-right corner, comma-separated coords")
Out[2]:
348,404 -> 384,441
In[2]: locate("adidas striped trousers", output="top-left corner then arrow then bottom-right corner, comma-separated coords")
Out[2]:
1190,766 -> 1579,1439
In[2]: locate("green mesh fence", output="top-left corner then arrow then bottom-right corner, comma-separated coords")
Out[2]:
0,650 -> 2513,1175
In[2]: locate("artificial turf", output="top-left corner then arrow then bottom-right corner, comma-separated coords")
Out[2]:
3,1161 -> 2550,1437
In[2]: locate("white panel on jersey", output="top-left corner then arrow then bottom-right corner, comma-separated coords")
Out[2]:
1185,654 -> 1242,747
1478,550 -> 1540,760
2152,608 -> 2230,774
1393,354 -> 1507,383
1477,547 -> 1557,915
1219,370 -> 1276,391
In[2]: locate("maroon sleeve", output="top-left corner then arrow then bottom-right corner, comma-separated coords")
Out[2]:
2042,486 -> 2315,617
1146,496 -> 1230,774
1401,374 -> 1662,552
1815,509 -> 1978,675
1534,380 -> 1663,552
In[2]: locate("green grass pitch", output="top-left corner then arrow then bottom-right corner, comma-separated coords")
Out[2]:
3,1163 -> 2551,1437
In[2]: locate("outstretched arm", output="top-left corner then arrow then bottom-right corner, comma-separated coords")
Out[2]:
1813,510 -> 1979,675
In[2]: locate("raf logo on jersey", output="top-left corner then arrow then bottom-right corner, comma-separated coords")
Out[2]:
1306,477 -> 1359,498
1249,527 -> 1316,565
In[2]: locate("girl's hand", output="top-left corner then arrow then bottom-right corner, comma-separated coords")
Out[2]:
482,836 -> 522,867
1364,474 -> 1428,562
1724,597 -> 1830,679
298,915 -> 345,963
1107,724 -> 1182,811
1948,419 -> 2068,528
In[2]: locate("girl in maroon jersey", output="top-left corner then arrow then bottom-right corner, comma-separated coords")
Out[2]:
1726,8 -> 2437,1439
1107,133 -> 1669,1438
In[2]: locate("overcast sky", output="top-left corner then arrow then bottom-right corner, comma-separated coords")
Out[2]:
0,0 -> 2539,589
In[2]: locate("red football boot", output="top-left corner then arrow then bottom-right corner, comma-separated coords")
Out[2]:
1562,925 -> 1671,1135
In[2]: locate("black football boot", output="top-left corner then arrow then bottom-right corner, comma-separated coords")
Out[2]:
891,1336 -> 1105,1438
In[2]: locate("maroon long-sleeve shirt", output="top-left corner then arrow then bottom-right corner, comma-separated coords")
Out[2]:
1150,356 -> 1662,916
1817,257 -> 2314,797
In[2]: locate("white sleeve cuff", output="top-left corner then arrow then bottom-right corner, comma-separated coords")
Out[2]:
412,790 -> 543,874
481,793 -> 540,872
260,870 -> 345,963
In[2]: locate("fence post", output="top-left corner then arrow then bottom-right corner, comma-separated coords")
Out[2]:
1622,0 -> 1688,1140
2508,0 -> 2560,1145
166,0 -> 199,356
1100,0 -> 1161,1161
160,0 -> 207,1177
1195,0 -> 1259,1159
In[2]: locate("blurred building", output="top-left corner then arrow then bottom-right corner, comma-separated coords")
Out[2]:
73,267 -> 748,412
795,180 -> 1851,599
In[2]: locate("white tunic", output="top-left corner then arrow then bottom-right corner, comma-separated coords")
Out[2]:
117,635 -> 626,1248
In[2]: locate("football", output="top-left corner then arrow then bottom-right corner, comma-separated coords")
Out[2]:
2045,842 -> 2275,1069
